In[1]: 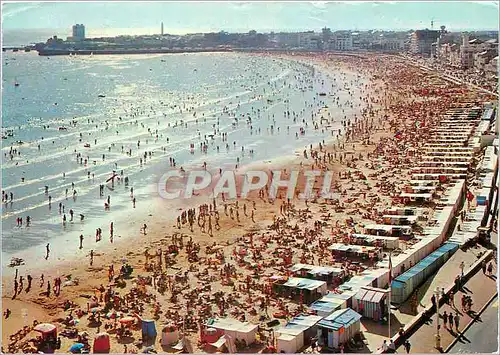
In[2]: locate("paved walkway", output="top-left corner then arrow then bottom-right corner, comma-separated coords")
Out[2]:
449,296 -> 498,353
398,259 -> 497,353
413,246 -> 489,314
361,244 -> 491,353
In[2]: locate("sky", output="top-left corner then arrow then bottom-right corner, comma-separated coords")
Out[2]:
1,1 -> 499,44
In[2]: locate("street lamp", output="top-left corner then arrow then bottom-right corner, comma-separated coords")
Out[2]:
435,287 -> 441,350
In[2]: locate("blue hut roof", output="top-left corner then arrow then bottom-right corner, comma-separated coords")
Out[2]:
318,308 -> 362,331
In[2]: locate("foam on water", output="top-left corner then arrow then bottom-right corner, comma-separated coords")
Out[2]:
2,52 -> 369,270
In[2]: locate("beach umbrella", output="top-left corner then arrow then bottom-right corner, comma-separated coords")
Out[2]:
34,323 -> 56,334
69,343 -> 85,353
34,323 -> 57,339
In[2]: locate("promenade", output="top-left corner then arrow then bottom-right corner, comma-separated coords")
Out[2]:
363,243 -> 497,353
396,248 -> 497,353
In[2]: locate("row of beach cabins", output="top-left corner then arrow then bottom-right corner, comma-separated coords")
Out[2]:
198,102 -> 498,353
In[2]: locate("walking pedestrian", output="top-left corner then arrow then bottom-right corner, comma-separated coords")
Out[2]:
379,340 -> 388,353
443,311 -> 448,328
441,287 -> 448,304
388,340 -> 396,353
454,312 -> 460,332
448,312 -> 454,331
487,261 -> 493,275
459,261 -> 465,277
431,294 -> 436,310
454,275 -> 461,291
403,340 -> 411,354
482,260 -> 487,274
26,275 -> 32,292
467,297 -> 473,312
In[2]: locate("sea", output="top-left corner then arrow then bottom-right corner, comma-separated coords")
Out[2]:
1,51 -> 368,269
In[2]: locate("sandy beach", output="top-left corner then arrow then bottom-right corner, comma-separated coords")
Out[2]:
2,52 -> 495,354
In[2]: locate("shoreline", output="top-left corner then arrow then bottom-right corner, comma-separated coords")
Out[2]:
1,53 -> 364,276
3,51 -> 495,354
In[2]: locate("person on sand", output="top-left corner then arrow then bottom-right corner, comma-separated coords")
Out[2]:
46,280 -> 51,297
142,224 -> 147,235
13,278 -> 18,298
3,308 -> 11,319
26,274 -> 32,292
79,234 -> 84,249
90,250 -> 94,266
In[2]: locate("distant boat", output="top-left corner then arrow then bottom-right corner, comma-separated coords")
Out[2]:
98,94 -> 106,98
161,59 -> 166,62
14,77 -> 19,87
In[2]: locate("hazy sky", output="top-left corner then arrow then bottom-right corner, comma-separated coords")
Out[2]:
2,1 -> 499,38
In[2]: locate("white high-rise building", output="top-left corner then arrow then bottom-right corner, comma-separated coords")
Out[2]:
72,24 -> 85,41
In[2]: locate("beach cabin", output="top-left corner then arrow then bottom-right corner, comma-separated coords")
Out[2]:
289,263 -> 343,285
276,314 -> 322,353
419,161 -> 470,168
277,333 -> 302,353
408,179 -> 447,186
203,318 -> 258,347
382,215 -> 418,225
363,224 -> 412,239
272,277 -> 328,304
403,184 -> 437,194
349,234 -> 399,250
412,173 -> 466,181
421,154 -> 472,162
309,291 -> 352,317
400,192 -> 434,203
391,243 -> 459,304
310,299 -> 343,317
351,286 -> 389,322
411,166 -> 468,174
317,308 -> 362,350
384,207 -> 422,216
328,243 -> 383,261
